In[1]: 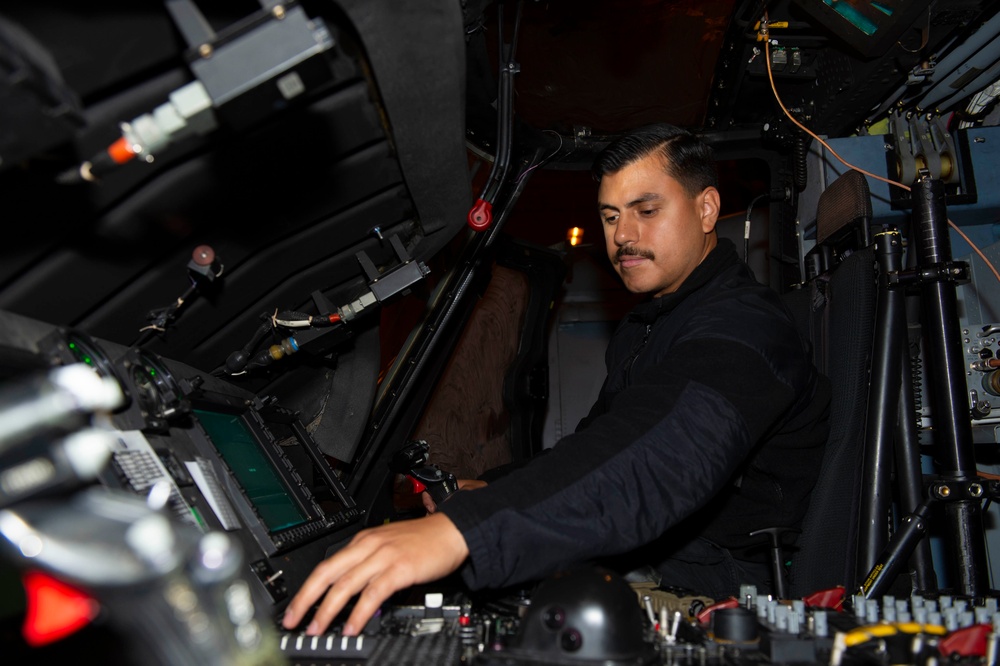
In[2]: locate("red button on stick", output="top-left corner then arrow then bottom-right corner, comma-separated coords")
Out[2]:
22,572 -> 99,646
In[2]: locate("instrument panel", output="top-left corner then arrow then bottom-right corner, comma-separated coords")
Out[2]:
3,309 -> 364,610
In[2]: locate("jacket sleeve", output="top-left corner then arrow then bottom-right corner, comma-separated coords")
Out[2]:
438,335 -> 804,589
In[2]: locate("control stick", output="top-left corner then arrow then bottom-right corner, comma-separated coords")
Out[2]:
389,440 -> 458,505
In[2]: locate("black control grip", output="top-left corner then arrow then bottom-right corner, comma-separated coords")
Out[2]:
408,466 -> 459,504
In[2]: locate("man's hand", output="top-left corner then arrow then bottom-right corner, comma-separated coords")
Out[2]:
422,478 -> 487,513
281,512 -> 469,636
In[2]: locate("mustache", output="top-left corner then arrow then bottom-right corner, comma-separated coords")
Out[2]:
615,246 -> 654,263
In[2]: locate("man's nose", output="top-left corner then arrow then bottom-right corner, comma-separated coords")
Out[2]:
615,216 -> 638,245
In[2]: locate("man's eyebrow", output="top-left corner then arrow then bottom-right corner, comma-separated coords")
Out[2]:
597,192 -> 663,212
625,192 -> 663,208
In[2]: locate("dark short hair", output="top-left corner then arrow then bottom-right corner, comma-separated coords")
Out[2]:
592,124 -> 718,196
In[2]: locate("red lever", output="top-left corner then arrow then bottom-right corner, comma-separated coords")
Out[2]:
467,198 -> 493,231
803,586 -> 846,609
22,571 -> 99,646
940,624 -> 991,658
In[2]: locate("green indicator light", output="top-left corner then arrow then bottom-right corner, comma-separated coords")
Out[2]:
149,369 -> 157,377
83,356 -> 93,365
68,342 -> 77,350
190,506 -> 206,528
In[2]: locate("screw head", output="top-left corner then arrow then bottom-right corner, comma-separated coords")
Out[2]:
560,629 -> 583,652
543,607 -> 565,629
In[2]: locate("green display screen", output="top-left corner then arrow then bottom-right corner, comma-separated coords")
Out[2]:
194,409 -> 308,532
824,0 -> 887,37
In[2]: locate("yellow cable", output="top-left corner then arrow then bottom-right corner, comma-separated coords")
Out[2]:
843,622 -> 947,648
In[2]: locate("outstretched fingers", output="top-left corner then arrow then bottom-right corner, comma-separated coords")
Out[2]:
342,566 -> 413,635
307,549 -> 401,635
280,513 -> 470,637
281,533 -> 373,632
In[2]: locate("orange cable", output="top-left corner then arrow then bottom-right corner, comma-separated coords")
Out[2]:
760,16 -> 1000,284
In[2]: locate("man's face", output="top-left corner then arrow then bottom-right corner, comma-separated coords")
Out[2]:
598,152 -> 720,297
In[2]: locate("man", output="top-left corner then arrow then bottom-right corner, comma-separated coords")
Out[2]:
282,124 -> 830,637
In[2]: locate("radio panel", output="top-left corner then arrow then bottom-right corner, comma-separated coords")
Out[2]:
961,322 -> 1000,434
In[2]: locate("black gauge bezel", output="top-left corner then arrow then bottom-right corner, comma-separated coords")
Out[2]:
63,330 -> 132,411
124,347 -> 189,425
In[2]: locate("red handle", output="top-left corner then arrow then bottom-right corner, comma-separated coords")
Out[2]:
467,198 -> 493,231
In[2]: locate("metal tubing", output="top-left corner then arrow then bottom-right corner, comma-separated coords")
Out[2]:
857,231 -> 906,578
859,502 -> 932,598
895,343 -> 938,592
912,177 -> 989,597
481,0 -> 522,205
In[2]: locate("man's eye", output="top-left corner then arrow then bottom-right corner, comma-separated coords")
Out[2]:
639,208 -> 659,217
603,215 -> 618,224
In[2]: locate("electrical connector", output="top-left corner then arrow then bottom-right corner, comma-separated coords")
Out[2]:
338,292 -> 377,322
121,80 -> 217,162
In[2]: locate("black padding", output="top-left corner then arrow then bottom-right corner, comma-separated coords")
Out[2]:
312,321 -> 380,461
335,0 -> 471,244
778,286 -> 818,368
816,169 -> 873,245
788,245 -> 878,596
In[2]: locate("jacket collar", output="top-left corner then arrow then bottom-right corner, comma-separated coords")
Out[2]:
628,238 -> 740,323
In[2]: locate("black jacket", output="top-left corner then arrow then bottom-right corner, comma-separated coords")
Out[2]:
440,239 -> 831,589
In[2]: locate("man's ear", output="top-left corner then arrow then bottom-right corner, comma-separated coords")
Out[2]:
699,186 -> 721,233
